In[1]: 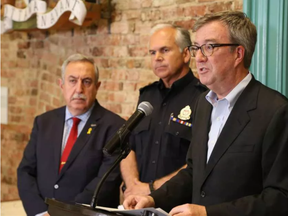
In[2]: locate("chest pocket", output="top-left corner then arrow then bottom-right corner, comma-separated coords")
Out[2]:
163,120 -> 192,158
131,118 -> 151,157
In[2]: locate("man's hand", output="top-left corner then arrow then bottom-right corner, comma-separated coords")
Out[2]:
123,195 -> 155,210
169,204 -> 207,216
124,178 -> 150,198
43,213 -> 50,216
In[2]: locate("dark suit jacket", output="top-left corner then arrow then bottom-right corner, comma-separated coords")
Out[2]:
151,78 -> 288,216
17,100 -> 125,216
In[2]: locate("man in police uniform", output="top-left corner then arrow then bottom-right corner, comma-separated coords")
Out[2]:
121,24 -> 206,198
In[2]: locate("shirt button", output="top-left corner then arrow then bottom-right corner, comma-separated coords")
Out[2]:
158,122 -> 162,125
54,184 -> 59,189
163,103 -> 166,106
155,141 -> 159,145
200,191 -> 206,198
175,131 -> 179,136
152,160 -> 156,164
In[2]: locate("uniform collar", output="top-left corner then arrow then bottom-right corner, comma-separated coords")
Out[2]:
157,69 -> 196,92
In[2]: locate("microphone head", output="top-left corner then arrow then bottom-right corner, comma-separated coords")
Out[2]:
138,101 -> 153,116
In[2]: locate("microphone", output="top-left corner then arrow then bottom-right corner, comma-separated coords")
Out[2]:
103,101 -> 153,155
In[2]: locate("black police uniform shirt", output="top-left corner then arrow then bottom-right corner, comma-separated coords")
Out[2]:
130,70 -> 207,183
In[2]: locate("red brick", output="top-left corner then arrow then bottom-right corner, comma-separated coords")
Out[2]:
29,98 -> 37,106
121,103 -> 137,115
102,103 -> 122,114
181,5 -> 207,17
206,2 -> 234,13
97,91 -> 108,101
103,46 -> 129,58
111,22 -> 129,34
52,97 -> 61,107
8,96 -> 17,105
129,0 -> 142,9
152,0 -> 174,7
96,19 -> 109,34
110,69 -> 127,80
141,10 -> 162,21
99,69 -> 112,80
141,0 -> 152,7
120,34 -> 140,45
9,107 -> 23,114
109,59 -> 127,68
136,81 -> 152,90
234,0 -> 243,10
125,92 -> 139,103
123,82 -> 137,91
161,7 -> 178,19
198,0 -> 216,2
25,107 -> 36,116
134,21 -> 153,34
128,46 -> 148,57
174,19 -> 196,30
139,69 -> 158,81
94,58 -> 109,68
17,41 -> 30,49
122,10 -> 141,20
27,31 -> 46,40
31,41 -> 44,49
91,47 -> 104,56
103,81 -> 123,91
40,92 -> 51,103
108,92 -> 126,103
126,70 -> 140,81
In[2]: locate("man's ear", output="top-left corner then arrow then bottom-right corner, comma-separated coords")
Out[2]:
235,45 -> 245,67
183,47 -> 191,64
59,78 -> 64,89
96,81 -> 101,90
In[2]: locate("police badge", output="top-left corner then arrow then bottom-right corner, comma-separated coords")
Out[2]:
178,105 -> 192,120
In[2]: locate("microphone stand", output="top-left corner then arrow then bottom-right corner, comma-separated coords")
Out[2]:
90,131 -> 131,209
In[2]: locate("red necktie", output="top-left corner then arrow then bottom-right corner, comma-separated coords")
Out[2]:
59,117 -> 81,172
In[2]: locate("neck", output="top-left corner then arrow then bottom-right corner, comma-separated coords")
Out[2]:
214,70 -> 249,99
162,67 -> 190,88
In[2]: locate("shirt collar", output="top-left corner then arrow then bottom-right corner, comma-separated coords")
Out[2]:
206,72 -> 252,107
65,102 -> 95,122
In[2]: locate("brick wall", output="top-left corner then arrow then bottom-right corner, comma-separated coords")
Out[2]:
1,0 -> 242,201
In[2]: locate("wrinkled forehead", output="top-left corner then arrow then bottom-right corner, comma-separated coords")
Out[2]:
192,21 -> 230,44
65,61 -> 96,79
149,28 -> 177,49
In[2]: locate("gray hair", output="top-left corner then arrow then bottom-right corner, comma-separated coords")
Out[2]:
150,23 -> 192,52
61,53 -> 99,82
192,11 -> 257,69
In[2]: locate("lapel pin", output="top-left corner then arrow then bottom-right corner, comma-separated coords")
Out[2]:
87,128 -> 92,134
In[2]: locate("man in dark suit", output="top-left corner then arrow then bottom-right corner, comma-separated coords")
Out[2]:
123,11 -> 288,216
17,54 -> 125,216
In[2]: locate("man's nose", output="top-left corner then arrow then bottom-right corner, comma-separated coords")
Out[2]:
155,51 -> 163,61
75,80 -> 83,92
195,49 -> 207,62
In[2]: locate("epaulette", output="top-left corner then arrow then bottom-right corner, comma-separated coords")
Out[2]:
139,81 -> 159,94
195,81 -> 208,91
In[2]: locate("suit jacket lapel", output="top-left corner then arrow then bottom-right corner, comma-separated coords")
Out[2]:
193,95 -> 212,180
53,107 -> 66,176
58,101 -> 103,177
202,78 -> 259,184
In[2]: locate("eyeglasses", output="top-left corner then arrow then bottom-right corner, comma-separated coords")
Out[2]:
188,44 -> 240,57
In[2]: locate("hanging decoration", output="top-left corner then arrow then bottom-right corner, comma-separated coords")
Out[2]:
1,0 -> 101,34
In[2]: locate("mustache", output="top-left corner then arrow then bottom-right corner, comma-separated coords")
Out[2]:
72,93 -> 87,100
